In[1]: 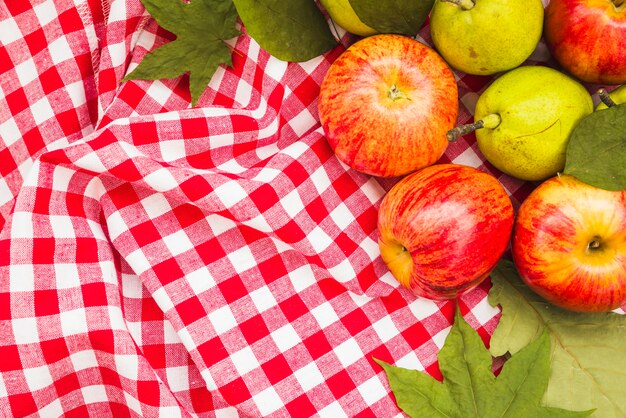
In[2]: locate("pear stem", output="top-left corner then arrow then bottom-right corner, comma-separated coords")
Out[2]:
447,113 -> 501,142
598,88 -> 617,108
439,0 -> 475,10
447,120 -> 484,142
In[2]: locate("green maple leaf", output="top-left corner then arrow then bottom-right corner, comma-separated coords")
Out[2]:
375,307 -> 593,418
123,0 -> 240,106
489,260 -> 626,417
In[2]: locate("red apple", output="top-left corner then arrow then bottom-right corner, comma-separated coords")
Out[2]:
378,164 -> 514,299
318,34 -> 458,178
544,0 -> 626,85
512,175 -> 626,312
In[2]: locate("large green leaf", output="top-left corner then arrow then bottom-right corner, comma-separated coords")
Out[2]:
349,0 -> 434,35
123,0 -> 241,106
376,307 -> 591,418
564,103 -> 626,191
232,0 -> 337,62
489,260 -> 626,418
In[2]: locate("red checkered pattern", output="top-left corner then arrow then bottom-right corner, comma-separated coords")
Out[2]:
0,0 -> 610,417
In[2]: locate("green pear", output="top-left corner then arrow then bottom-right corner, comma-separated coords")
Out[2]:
448,66 -> 594,181
596,84 -> 626,110
319,0 -> 377,37
430,0 -> 544,75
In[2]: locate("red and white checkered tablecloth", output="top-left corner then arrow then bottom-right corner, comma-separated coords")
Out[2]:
0,0 -> 597,416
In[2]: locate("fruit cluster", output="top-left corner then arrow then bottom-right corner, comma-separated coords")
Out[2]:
318,0 -> 626,312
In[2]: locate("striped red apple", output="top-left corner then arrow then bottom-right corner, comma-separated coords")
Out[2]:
378,164 -> 514,299
318,34 -> 458,178
512,175 -> 626,312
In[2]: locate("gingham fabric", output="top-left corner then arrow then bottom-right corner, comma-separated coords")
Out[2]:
0,0 -> 609,417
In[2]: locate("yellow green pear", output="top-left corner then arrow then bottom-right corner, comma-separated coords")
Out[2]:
447,66 -> 594,181
319,0 -> 377,37
596,84 -> 626,110
430,0 -> 544,75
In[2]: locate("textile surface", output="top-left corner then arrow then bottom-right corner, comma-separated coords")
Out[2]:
0,0 -> 607,416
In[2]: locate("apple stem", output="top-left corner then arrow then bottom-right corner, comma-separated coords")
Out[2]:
588,237 -> 603,251
447,113 -> 501,142
439,0 -> 475,10
598,88 -> 617,108
613,0 -> 624,7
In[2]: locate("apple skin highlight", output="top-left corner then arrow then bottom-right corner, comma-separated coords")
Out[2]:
378,164 -> 514,299
512,175 -> 626,312
318,34 -> 458,178
545,0 -> 626,85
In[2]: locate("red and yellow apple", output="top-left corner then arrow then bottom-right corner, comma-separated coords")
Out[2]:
512,175 -> 626,312
544,0 -> 626,85
378,164 -> 514,299
318,34 -> 458,178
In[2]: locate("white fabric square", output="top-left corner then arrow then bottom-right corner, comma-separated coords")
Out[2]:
54,263 -> 81,289
318,401 -> 349,418
66,80 -> 88,108
115,354 -> 139,380
107,40 -> 127,67
226,246 -> 256,274
30,97 -> 55,125
106,210 -> 128,241
33,0 -> 58,26
186,267 -> 216,295
231,346 -> 259,376
372,316 -> 400,343
24,364 -> 54,392
241,214 -> 273,233
0,117 -> 21,147
143,168 -> 179,193
453,147 -> 483,168
51,165 -> 75,192
249,286 -> 276,313
125,248 -> 152,275
140,193 -> 173,220
208,305 -> 237,335
333,338 -> 362,369
81,385 -> 108,403
329,202 -> 353,230
395,350 -> 424,371
310,302 -> 339,329
200,369 -> 219,391
327,259 -> 357,283
152,287 -> 175,313
308,226 -> 333,252
408,298 -> 440,321
165,366 -> 190,392
234,79 -> 253,107
271,323 -> 301,352
73,151 -> 107,173
14,59 -> 39,87
38,399 -> 63,417
9,264 -> 35,292
287,264 -> 316,293
251,167 -> 281,183
0,15 -> 22,44
471,299 -> 500,326
361,178 -> 386,205
162,230 -> 194,257
123,392 -> 143,416
10,212 -> 34,238
163,319 -> 181,344
253,386 -> 283,416
159,139 -> 187,163
70,350 -> 98,372
294,362 -> 325,392
214,181 -> 248,208
12,317 -> 39,344
281,189 -> 304,218
288,108 -> 317,138
208,214 -> 237,236
0,177 -> 12,206
50,215 -> 75,238
356,376 -> 388,404
60,308 -> 89,336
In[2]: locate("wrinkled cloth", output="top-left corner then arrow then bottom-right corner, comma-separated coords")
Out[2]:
1,1 -> 557,417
